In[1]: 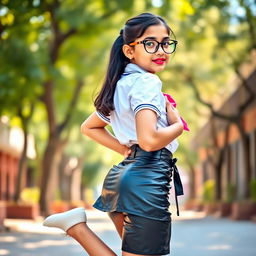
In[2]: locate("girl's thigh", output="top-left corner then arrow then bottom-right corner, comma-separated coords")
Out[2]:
108,211 -> 125,238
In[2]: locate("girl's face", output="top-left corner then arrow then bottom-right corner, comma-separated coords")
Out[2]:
123,24 -> 171,73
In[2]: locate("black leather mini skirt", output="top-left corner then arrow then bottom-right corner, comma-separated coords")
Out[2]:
93,144 -> 184,255
93,144 -> 184,221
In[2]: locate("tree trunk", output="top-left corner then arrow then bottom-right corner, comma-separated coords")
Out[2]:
59,154 -> 72,201
206,119 -> 224,201
237,122 -> 251,198
14,126 -> 28,202
59,155 -> 85,203
215,151 -> 224,201
14,104 -> 34,202
187,162 -> 196,199
39,134 -> 65,215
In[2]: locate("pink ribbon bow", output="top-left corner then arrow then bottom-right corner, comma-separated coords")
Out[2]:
163,93 -> 190,132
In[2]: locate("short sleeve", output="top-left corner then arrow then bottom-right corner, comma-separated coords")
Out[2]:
96,111 -> 111,124
129,73 -> 162,117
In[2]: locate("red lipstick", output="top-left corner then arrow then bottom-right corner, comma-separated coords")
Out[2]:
152,58 -> 166,65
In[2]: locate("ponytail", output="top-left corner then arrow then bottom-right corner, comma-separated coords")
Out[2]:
94,34 -> 129,116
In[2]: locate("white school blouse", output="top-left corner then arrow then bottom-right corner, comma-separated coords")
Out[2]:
96,63 -> 179,153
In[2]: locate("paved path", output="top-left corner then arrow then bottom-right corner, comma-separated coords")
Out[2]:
172,216 -> 256,256
0,210 -> 256,256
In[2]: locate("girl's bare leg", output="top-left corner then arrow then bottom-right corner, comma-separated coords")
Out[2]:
67,222 -> 117,256
67,215 -> 160,256
108,212 -> 125,238
43,208 -> 117,256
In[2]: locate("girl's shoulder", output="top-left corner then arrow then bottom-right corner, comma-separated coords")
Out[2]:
119,71 -> 161,89
132,72 -> 162,92
137,72 -> 161,84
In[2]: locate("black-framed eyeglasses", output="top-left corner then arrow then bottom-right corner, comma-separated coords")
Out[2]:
129,39 -> 178,54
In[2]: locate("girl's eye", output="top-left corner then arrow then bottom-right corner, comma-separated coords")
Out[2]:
145,41 -> 155,48
162,41 -> 170,48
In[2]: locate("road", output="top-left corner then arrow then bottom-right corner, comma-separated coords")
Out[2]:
0,210 -> 256,256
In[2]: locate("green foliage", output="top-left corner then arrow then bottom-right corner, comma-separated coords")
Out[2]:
250,179 -> 256,202
0,33 -> 43,116
202,179 -> 215,202
82,160 -> 103,188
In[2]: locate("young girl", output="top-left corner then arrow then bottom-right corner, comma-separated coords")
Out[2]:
43,12 -> 185,256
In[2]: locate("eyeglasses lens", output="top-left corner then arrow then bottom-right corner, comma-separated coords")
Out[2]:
144,40 -> 176,54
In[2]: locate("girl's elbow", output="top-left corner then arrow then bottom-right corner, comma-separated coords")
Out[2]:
80,122 -> 90,136
138,138 -> 157,152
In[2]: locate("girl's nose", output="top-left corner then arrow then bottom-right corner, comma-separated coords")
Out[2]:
156,45 -> 165,54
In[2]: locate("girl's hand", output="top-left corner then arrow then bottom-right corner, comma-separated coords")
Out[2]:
165,96 -> 182,125
123,145 -> 132,158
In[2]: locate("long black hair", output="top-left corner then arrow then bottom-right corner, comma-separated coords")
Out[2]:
94,13 -> 174,116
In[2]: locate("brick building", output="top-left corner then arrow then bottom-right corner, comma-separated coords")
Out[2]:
191,59 -> 256,212
0,117 -> 36,227
0,119 -> 21,202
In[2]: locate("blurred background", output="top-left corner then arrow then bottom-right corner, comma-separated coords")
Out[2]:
0,0 -> 256,255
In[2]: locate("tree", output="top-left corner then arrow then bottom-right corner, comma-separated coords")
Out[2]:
177,0 -> 256,200
37,0 -> 144,215
1,0 -> 182,213
0,3 -> 43,201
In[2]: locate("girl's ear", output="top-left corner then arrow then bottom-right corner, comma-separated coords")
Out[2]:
122,44 -> 134,60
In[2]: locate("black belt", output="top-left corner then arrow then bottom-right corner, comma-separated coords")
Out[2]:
169,158 -> 184,216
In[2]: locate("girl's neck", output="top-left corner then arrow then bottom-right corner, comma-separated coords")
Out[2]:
129,61 -> 155,74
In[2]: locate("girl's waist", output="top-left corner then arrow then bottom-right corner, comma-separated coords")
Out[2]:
129,144 -> 173,160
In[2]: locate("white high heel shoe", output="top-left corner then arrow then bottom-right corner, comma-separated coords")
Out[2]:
43,207 -> 87,232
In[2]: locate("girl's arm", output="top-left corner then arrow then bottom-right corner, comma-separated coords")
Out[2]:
135,99 -> 183,151
81,112 -> 131,157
